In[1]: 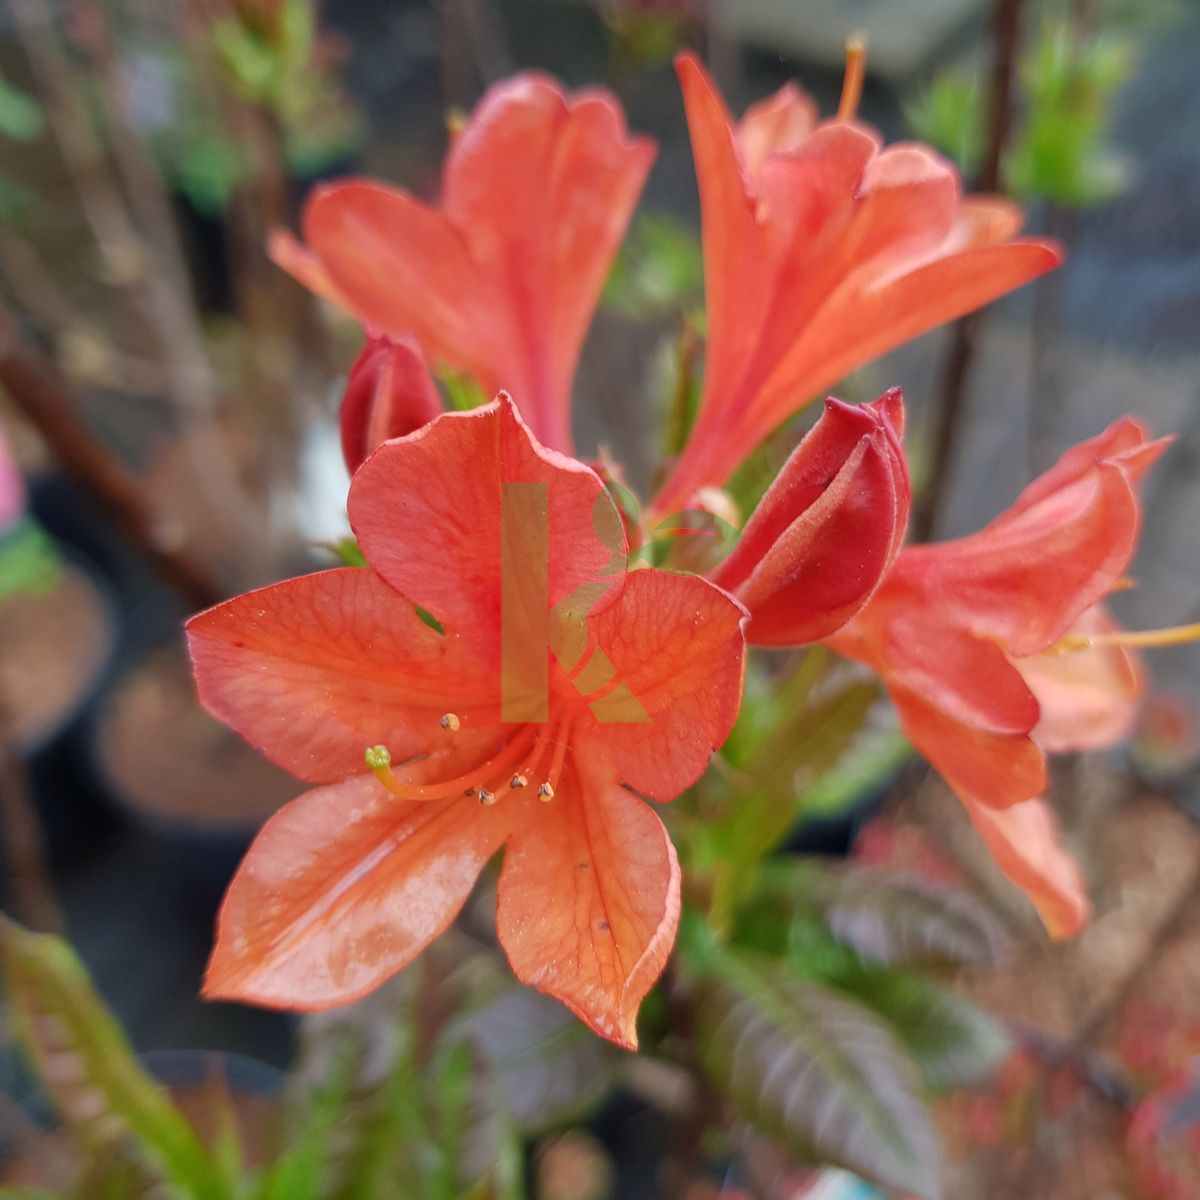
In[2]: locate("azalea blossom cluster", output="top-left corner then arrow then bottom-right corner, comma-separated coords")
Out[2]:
188,56 -> 1168,1048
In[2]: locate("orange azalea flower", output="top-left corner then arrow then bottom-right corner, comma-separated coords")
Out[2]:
710,388 -> 909,645
652,53 -> 1063,516
270,77 -> 655,454
827,418 -> 1170,936
187,397 -> 746,1048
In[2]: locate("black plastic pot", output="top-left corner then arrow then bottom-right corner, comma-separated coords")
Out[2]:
83,622 -> 300,920
6,542 -> 122,862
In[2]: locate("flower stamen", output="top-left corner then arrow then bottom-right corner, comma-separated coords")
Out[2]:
365,724 -> 538,803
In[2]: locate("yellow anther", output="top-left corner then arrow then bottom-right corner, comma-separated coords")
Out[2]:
440,712 -> 461,732
510,773 -> 527,789
478,787 -> 497,806
538,782 -> 555,801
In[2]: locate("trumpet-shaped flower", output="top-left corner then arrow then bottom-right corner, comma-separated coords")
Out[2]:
827,418 -> 1169,936
187,397 -> 746,1048
652,54 -> 1062,515
710,388 -> 909,645
271,76 -> 655,454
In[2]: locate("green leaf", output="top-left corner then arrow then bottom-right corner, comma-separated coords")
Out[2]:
804,864 -> 1007,969
0,73 -> 44,141
828,968 -> 1010,1092
0,917 -> 232,1200
799,729 -> 912,820
706,676 -> 878,924
696,954 -> 941,1198
462,985 -> 616,1133
415,605 -> 445,636
602,212 -> 703,320
438,369 -> 490,412
253,1046 -> 355,1200
317,536 -> 368,568
904,71 -> 984,174
0,522 -> 63,599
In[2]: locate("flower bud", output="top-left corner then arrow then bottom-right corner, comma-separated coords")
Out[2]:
340,333 -> 444,473
710,388 -> 909,645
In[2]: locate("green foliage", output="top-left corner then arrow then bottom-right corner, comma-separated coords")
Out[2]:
904,71 -> 985,177
319,535 -> 368,568
695,652 -> 883,927
603,213 -> 704,321
695,954 -> 941,1198
0,920 -> 621,1199
0,72 -> 44,142
788,862 -> 1007,969
828,966 -> 1010,1092
439,368 -> 491,413
681,840 -> 1009,1188
135,44 -> 250,215
905,16 -> 1136,207
0,71 -> 44,226
1006,20 -> 1135,206
211,0 -> 363,173
0,915 -> 234,1199
0,522 -> 63,600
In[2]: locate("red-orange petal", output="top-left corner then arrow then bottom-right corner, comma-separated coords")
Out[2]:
736,80 -> 818,179
304,180 -> 493,383
711,392 -> 909,645
187,568 -> 499,783
441,75 -> 655,451
889,675 -> 1045,809
963,795 -> 1090,938
340,333 -> 444,473
673,54 -> 768,420
205,777 -> 525,1009
751,239 -> 1061,439
348,396 -> 624,651
267,227 -> 349,308
1002,415 -> 1169,517
1016,606 -> 1144,753
571,568 -> 746,802
908,459 -> 1137,659
495,767 -> 680,1049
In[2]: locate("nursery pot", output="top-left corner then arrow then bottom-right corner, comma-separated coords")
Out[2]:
1,539 -> 121,859
88,634 -> 302,916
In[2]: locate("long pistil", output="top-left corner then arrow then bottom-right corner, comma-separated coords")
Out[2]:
1058,621 -> 1200,652
837,35 -> 867,123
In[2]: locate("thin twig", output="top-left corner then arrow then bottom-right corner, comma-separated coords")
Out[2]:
10,0 -> 268,566
0,310 -> 223,609
913,0 -> 1024,540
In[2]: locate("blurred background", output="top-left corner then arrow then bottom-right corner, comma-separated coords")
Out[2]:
0,0 -> 1198,1196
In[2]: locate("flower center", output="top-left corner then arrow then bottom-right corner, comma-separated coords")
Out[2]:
365,713 -> 573,807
